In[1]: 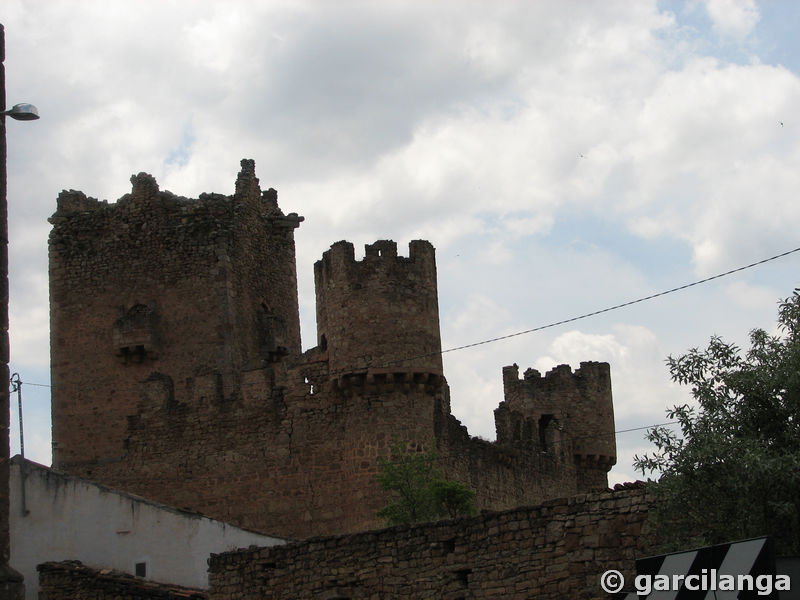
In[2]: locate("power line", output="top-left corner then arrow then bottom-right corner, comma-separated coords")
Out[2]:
612,421 -> 679,436
370,243 -> 800,369
527,420 -> 681,450
532,419 -> 681,453
434,244 -> 800,358
13,244 -> 800,388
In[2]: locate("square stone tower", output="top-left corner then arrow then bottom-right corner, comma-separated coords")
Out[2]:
49,160 -> 303,473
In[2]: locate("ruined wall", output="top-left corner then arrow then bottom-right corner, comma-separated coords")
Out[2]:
48,161 -> 617,540
229,163 -> 304,365
69,359 -> 614,539
38,562 -> 206,600
436,409 -> 580,512
431,361 -> 616,511
208,487 -> 651,600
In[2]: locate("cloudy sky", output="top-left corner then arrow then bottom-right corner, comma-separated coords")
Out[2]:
4,0 -> 800,485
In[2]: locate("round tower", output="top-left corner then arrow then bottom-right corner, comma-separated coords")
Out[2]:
567,361 -> 617,489
314,239 -> 443,376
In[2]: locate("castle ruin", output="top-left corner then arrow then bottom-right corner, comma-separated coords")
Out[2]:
48,159 -> 616,539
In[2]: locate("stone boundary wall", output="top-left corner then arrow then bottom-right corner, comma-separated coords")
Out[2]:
208,486 -> 651,599
38,561 -> 207,600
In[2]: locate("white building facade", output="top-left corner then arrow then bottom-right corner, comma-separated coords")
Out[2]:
9,457 -> 285,599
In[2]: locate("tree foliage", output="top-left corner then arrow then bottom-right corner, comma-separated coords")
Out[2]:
376,442 -> 477,525
634,290 -> 800,554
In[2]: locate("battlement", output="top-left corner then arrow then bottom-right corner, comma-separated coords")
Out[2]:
314,239 -> 436,282
502,361 -> 610,402
53,190 -> 107,215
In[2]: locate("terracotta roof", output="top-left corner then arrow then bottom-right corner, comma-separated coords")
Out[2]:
37,561 -> 207,599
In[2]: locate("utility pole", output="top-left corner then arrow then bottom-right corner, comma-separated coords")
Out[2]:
0,24 -> 34,600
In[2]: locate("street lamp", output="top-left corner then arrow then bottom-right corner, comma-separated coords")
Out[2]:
2,105 -> 38,122
0,23 -> 36,600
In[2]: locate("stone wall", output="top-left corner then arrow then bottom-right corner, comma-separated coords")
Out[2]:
38,561 -> 206,600
81,366 -> 446,538
208,486 -> 651,600
436,408 -> 580,513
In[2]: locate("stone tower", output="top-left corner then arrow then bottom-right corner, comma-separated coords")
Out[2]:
49,159 -> 303,472
314,239 -> 442,376
496,362 -> 616,490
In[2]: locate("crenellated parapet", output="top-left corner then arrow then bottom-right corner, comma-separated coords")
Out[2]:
314,239 -> 442,376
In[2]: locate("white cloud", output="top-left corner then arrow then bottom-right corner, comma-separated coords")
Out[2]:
9,1 -> 792,280
535,325 -> 682,419
610,440 -> 658,485
619,58 -> 800,275
482,241 -> 514,265
723,280 -> 781,311
503,214 -> 554,238
704,0 -> 760,39
445,295 -> 514,348
3,0 -> 800,489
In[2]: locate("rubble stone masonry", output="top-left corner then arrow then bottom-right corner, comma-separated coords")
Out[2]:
208,487 -> 651,600
49,160 -> 617,539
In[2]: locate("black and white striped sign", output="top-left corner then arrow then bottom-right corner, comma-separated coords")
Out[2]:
616,536 -> 787,599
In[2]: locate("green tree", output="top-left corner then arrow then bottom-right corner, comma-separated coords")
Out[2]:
376,442 -> 476,525
634,290 -> 800,554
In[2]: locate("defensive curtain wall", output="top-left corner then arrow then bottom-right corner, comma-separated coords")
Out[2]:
48,159 -> 617,539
